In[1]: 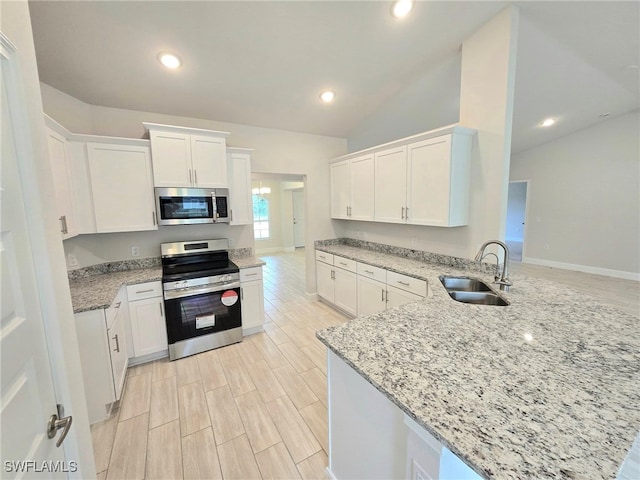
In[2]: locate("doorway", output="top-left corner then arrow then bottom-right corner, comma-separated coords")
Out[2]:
506,181 -> 529,262
292,190 -> 305,248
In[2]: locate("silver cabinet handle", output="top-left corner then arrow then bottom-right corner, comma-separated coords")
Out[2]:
47,411 -> 72,448
401,207 -> 405,219
152,211 -> 157,225
346,206 -> 349,216
114,301 -> 121,309
364,270 -> 374,275
241,288 -> 244,300
159,302 -> 163,317
136,288 -> 154,294
230,209 -> 234,221
112,334 -> 120,353
59,216 -> 68,234
189,169 -> 192,184
405,207 -> 409,219
397,280 -> 410,286
339,262 -> 347,266
245,272 -> 258,277
381,289 -> 384,301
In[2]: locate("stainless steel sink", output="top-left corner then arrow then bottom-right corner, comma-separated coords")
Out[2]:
439,275 -> 510,306
439,276 -> 492,292
448,291 -> 510,306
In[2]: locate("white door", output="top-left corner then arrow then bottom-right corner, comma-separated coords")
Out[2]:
292,190 -> 305,248
1,37 -> 67,477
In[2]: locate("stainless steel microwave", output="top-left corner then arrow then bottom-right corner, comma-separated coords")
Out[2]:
155,187 -> 230,226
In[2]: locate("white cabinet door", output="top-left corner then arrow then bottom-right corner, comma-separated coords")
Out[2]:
386,284 -> 423,310
330,159 -> 350,219
87,143 -> 158,233
350,154 -> 375,221
334,268 -> 357,316
191,134 -> 227,188
129,296 -> 168,357
407,136 -> 452,226
357,275 -> 387,317
316,261 -> 335,302
74,309 -> 114,424
149,131 -> 192,187
241,279 -> 265,335
374,146 -> 407,224
228,151 -> 253,225
46,128 -> 78,239
107,307 -> 128,401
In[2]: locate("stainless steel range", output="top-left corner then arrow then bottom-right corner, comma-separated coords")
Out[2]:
161,239 -> 242,361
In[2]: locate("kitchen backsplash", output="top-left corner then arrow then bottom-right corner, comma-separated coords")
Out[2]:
67,247 -> 255,280
315,237 -> 497,274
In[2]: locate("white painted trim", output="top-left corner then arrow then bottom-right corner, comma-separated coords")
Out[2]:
127,350 -> 168,367
325,467 -> 338,480
403,415 -> 442,454
242,325 -> 264,336
305,291 -> 319,301
143,121 -> 230,137
523,256 -> 640,281
44,113 -> 150,146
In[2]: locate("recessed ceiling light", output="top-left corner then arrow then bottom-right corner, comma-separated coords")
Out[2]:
158,52 -> 181,69
391,0 -> 414,18
319,90 -> 335,103
541,118 -> 555,127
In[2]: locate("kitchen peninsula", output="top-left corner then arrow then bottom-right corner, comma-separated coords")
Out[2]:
315,240 -> 640,479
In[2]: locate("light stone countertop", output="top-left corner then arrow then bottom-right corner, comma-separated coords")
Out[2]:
69,257 -> 265,313
315,244 -> 640,479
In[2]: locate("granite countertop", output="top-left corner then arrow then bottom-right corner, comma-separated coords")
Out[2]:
315,244 -> 640,479
69,256 -> 265,313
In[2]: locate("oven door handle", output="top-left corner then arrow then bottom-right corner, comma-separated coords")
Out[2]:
164,282 -> 241,300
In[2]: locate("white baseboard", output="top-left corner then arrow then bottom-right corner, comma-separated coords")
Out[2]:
242,325 -> 264,336
255,247 -> 295,254
522,256 -> 640,281
325,467 -> 337,480
305,291 -> 318,301
128,349 -> 168,367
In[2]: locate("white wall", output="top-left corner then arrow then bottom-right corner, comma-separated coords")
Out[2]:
510,111 -> 640,279
347,54 -> 461,152
41,84 -> 347,291
339,8 -> 519,261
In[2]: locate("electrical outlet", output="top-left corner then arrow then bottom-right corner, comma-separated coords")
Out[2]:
131,246 -> 140,257
410,236 -> 418,249
228,238 -> 235,247
66,253 -> 79,268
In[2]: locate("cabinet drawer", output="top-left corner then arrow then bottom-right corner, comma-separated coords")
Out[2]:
387,271 -> 427,297
357,263 -> 386,283
127,281 -> 162,301
334,255 -> 357,273
315,250 -> 334,265
240,266 -> 263,282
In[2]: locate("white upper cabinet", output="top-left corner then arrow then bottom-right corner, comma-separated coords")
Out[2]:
330,154 -> 374,221
45,124 -> 78,239
144,123 -> 230,188
330,125 -> 475,227
374,146 -> 407,224
227,147 -> 253,225
407,134 -> 471,227
87,142 -> 157,233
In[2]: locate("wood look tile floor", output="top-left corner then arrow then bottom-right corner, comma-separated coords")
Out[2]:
92,249 -> 639,480
92,248 -> 348,480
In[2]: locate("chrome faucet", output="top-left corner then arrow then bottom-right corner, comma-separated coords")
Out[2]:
475,240 -> 512,291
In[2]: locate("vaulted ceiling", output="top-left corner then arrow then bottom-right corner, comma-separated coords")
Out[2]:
29,1 -> 639,153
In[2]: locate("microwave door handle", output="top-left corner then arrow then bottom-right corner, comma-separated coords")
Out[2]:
212,193 -> 218,220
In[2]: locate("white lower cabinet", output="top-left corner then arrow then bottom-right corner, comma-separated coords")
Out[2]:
75,285 -> 129,424
357,275 -> 387,316
316,252 -> 357,317
240,267 -> 265,335
127,282 -> 167,360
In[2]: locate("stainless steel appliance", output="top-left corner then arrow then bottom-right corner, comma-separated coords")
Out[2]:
155,187 -> 230,226
161,239 -> 241,360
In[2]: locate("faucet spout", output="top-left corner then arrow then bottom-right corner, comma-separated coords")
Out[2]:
475,240 -> 512,291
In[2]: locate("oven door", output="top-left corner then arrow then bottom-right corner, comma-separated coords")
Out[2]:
163,282 -> 242,344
